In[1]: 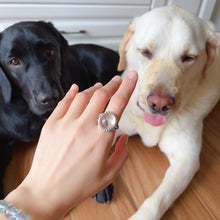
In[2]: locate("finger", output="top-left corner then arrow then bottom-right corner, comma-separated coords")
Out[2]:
105,71 -> 138,121
82,75 -> 122,120
104,135 -> 129,182
65,83 -> 103,119
48,84 -> 79,121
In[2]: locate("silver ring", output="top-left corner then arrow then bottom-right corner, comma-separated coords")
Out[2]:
97,111 -> 119,132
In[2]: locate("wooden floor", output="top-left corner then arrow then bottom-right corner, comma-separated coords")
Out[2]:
3,101 -> 220,220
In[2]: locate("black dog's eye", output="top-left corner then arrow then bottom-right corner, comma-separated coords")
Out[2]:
9,58 -> 21,66
141,49 -> 153,59
181,55 -> 197,63
45,49 -> 56,60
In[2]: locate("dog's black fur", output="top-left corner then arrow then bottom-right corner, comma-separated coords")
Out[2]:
0,21 -> 121,200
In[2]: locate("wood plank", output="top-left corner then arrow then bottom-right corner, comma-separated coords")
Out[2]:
3,142 -> 36,196
163,186 -> 213,220
190,101 -> 220,219
120,136 -> 169,207
68,174 -> 137,220
121,136 -> 212,220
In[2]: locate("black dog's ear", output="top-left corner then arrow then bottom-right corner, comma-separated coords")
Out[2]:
0,33 -> 12,103
43,21 -> 68,50
38,21 -> 69,70
36,21 -> 69,50
43,21 -> 69,74
0,66 -> 12,103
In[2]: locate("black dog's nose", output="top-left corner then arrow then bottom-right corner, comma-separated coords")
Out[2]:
37,90 -> 60,107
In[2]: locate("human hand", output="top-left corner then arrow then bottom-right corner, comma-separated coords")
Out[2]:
5,71 -> 138,220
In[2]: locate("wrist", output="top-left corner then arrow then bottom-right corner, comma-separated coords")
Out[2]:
5,184 -> 61,220
0,213 -> 9,220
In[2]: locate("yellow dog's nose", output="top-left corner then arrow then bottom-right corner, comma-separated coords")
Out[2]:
147,92 -> 175,113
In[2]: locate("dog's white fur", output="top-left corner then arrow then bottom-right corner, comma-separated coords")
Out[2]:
116,5 -> 220,220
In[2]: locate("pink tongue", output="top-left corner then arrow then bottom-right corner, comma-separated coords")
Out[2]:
144,112 -> 168,126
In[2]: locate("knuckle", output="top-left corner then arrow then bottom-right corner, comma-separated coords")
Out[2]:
105,171 -> 116,183
112,94 -> 127,108
94,89 -> 109,101
77,91 -> 91,100
59,97 -> 71,106
41,120 -> 53,134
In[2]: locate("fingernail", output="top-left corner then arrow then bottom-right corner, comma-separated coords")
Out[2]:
111,75 -> 122,82
94,82 -> 103,88
127,71 -> 138,80
70,84 -> 78,91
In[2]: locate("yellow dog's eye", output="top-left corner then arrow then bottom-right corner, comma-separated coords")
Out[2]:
181,55 -> 196,63
141,49 -> 153,59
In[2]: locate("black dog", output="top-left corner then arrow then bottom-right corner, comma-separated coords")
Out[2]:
0,21 -> 121,200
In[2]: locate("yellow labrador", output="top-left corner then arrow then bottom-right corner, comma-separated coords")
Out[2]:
116,5 -> 220,220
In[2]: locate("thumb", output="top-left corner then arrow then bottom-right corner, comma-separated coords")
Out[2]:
105,135 -> 129,181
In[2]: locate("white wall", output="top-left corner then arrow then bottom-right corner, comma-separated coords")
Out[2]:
212,0 -> 220,31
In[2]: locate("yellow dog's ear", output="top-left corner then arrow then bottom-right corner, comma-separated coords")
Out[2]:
118,21 -> 136,71
205,34 -> 218,69
203,21 -> 219,76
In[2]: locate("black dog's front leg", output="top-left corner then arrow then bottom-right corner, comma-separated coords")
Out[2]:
92,183 -> 114,204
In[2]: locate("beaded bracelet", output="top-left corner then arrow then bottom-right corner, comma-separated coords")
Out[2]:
0,200 -> 28,220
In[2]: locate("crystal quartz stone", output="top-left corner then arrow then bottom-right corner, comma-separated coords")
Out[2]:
98,112 -> 118,131
0,200 -> 8,212
0,200 -> 28,220
16,212 -> 28,220
5,205 -> 18,218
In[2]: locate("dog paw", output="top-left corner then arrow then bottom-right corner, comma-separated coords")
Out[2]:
92,183 -> 114,204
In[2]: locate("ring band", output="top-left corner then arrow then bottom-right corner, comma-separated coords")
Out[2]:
97,111 -> 119,132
